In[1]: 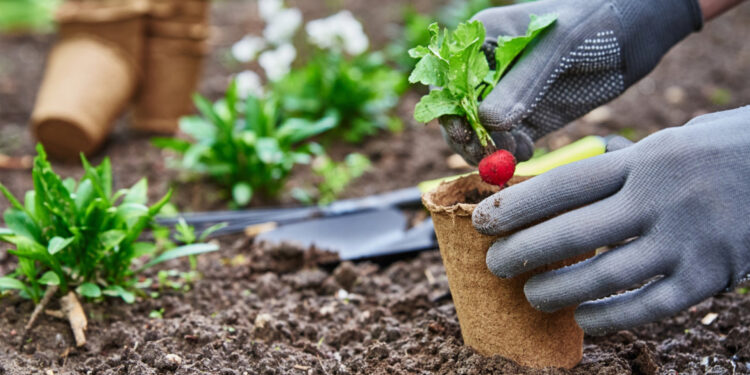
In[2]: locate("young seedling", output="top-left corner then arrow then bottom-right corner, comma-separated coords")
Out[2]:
409,15 -> 557,147
153,80 -> 338,207
0,144 -> 219,346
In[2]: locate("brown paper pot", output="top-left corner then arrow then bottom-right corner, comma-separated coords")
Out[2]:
422,174 -> 586,369
131,37 -> 209,134
31,1 -> 146,158
146,19 -> 209,39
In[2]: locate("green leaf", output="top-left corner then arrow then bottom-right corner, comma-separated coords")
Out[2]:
198,222 -> 229,242
232,183 -> 253,206
133,242 -> 157,258
0,227 -> 12,237
151,137 -> 192,153
179,116 -> 216,141
76,282 -> 101,298
123,179 -> 148,205
408,54 -> 449,87
39,271 -> 60,286
3,208 -> 41,242
193,94 -> 225,129
62,178 -> 77,193
102,285 -> 135,303
140,243 -> 220,270
99,230 -> 127,250
48,236 -> 74,255
0,276 -> 27,291
413,89 -> 463,123
256,138 -> 283,164
115,203 -> 149,228
277,111 -> 339,144
74,179 -> 94,212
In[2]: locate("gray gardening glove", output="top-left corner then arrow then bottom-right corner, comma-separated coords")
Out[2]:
442,0 -> 703,165
473,106 -> 750,335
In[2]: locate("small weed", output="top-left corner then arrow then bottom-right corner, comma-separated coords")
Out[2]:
149,308 -> 165,319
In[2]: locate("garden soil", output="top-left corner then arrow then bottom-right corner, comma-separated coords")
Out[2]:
1,0 -> 750,373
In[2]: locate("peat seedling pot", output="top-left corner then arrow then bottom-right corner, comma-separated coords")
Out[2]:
31,0 -> 147,159
131,0 -> 210,134
422,174 -> 587,369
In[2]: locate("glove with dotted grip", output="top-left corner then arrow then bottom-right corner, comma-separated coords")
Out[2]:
442,0 -> 703,164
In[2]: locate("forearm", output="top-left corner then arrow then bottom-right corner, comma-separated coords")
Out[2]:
699,0 -> 745,20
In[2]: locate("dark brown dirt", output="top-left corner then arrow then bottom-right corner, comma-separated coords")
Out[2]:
2,0 -> 750,374
463,188 -> 496,205
2,238 -> 749,374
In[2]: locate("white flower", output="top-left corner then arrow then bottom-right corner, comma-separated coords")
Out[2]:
231,35 -> 266,63
306,11 -> 369,55
258,44 -> 296,81
235,70 -> 264,98
258,0 -> 283,21
263,8 -> 302,45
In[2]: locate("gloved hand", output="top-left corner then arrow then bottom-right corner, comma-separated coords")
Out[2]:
473,106 -> 750,335
442,0 -> 703,165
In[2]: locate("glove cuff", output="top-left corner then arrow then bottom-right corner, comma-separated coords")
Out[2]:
614,0 -> 703,86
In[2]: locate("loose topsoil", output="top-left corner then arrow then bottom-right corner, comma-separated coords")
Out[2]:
2,0 -> 750,374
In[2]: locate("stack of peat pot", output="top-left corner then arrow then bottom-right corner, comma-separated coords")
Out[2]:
132,0 -> 211,134
31,0 -> 211,159
31,0 -> 148,159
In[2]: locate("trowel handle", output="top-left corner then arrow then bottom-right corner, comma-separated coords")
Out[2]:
514,135 -> 607,176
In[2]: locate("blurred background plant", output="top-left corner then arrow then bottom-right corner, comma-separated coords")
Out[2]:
153,80 -> 340,207
291,153 -> 371,205
0,0 -> 60,33
229,0 -> 405,144
386,0 -> 510,72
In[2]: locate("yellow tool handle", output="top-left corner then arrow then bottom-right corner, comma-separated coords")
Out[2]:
418,136 -> 607,194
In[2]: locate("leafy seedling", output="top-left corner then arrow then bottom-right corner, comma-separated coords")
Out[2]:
409,15 -> 557,147
274,51 -> 405,143
0,144 -> 219,346
154,80 -> 337,207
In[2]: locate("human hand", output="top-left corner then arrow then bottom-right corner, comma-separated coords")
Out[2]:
442,0 -> 703,165
473,107 -> 750,335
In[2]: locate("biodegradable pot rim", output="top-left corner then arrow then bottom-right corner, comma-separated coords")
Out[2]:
423,174 -> 531,216
149,0 -> 211,20
421,174 -> 497,216
57,0 -> 149,23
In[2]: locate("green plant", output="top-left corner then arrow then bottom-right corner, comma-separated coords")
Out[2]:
409,16 -> 556,147
0,0 -> 60,33
387,0 -> 509,72
149,308 -> 164,319
292,153 -> 371,205
0,145 -> 218,304
274,50 -> 406,143
153,81 -> 337,207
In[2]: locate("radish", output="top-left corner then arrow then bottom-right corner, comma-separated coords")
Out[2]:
479,150 -> 516,186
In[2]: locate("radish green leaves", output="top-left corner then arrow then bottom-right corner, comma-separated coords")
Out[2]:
409,14 -> 557,146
